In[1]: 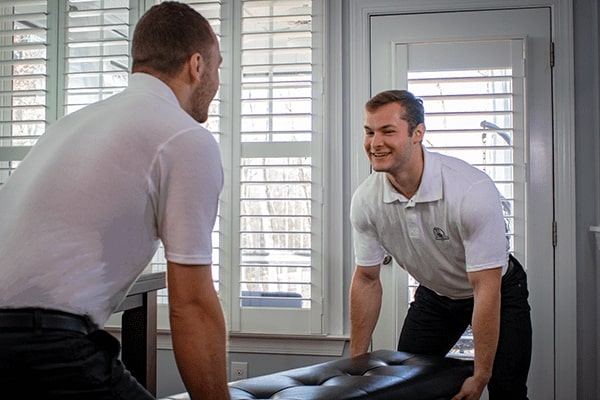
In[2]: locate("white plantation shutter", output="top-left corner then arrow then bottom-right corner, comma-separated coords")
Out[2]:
62,0 -> 131,114
146,0 -> 326,336
0,0 -> 47,184
231,0 -> 323,334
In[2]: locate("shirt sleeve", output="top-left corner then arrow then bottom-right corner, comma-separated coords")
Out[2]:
155,128 -> 224,265
350,189 -> 387,267
458,178 -> 509,272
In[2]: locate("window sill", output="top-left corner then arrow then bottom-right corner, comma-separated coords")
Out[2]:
227,332 -> 348,356
104,327 -> 348,357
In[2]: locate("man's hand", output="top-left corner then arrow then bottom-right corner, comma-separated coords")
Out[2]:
451,375 -> 487,400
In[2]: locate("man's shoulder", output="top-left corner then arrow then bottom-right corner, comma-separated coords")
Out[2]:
432,151 -> 491,182
431,150 -> 474,169
354,172 -> 385,197
351,173 -> 386,215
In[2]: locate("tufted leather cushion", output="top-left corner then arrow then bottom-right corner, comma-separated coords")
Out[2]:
161,349 -> 474,400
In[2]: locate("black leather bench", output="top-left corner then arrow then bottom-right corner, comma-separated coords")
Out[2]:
160,349 -> 473,400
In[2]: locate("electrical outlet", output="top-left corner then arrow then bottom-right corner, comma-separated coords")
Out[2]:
231,361 -> 248,381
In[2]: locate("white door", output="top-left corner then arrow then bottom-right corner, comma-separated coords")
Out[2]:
369,8 -> 553,399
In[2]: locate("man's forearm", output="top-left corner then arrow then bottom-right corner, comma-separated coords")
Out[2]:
170,302 -> 231,399
466,267 -> 502,389
349,271 -> 382,356
471,291 -> 501,385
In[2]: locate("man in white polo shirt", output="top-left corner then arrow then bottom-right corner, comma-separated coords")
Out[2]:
349,90 -> 531,400
0,3 -> 230,399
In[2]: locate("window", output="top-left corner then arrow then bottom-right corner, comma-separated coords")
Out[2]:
145,0 -> 325,336
407,64 -> 524,358
0,0 -> 328,337
231,0 -> 322,334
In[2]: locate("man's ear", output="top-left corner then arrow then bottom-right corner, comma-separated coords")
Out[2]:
412,123 -> 426,143
188,52 -> 205,82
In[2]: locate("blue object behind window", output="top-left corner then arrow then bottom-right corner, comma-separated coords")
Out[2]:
241,291 -> 302,308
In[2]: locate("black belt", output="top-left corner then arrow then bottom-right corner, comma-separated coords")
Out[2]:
0,308 -> 94,335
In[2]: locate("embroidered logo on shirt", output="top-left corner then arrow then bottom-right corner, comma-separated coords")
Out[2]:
433,227 -> 449,241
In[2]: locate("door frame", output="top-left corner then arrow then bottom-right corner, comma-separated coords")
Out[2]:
341,0 -> 576,399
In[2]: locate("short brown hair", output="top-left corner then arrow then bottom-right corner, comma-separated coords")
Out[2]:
366,90 -> 424,135
131,2 -> 217,76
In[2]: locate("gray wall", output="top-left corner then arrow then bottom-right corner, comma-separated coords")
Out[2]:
574,0 -> 600,399
156,345 -> 350,398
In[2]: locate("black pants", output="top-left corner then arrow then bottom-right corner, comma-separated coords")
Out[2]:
397,255 -> 532,400
0,325 -> 155,399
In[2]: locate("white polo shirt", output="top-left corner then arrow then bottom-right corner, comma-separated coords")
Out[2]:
0,73 -> 223,326
351,147 -> 508,299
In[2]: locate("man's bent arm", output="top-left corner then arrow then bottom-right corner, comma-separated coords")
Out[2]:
168,261 -> 231,400
349,264 -> 383,356
453,267 -> 502,400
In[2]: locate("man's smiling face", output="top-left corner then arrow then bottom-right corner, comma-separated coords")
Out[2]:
363,102 -> 424,178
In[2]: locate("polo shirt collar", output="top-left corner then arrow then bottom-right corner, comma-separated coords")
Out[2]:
382,146 -> 443,204
128,73 -> 180,107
